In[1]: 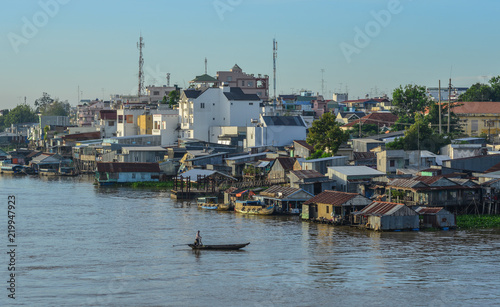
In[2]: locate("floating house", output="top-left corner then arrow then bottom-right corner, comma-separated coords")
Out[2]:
302,190 -> 371,223
96,162 -> 161,185
288,170 -> 335,195
415,207 -> 456,229
255,186 -> 313,214
354,201 -> 419,231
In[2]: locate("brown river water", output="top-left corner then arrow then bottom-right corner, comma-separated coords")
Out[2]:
1,175 -> 499,306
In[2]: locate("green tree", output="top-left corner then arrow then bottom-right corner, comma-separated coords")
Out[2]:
386,116 -> 450,153
458,76 -> 500,102
41,99 -> 71,116
351,123 -> 379,138
34,92 -> 54,112
426,102 -> 462,135
306,112 -> 349,156
168,90 -> 180,108
3,104 -> 38,127
391,84 -> 431,129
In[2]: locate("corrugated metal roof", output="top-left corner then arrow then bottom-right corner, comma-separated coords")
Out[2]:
353,152 -> 376,160
303,190 -> 359,206
262,116 -> 306,127
357,201 -> 407,216
415,207 -> 444,214
290,169 -> 325,180
275,157 -> 296,170
328,166 -> 384,176
96,162 -> 160,173
388,178 -> 428,188
294,140 -> 314,151
260,186 -> 302,198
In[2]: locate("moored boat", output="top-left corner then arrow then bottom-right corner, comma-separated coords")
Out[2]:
197,196 -> 232,211
234,200 -> 274,215
188,243 -> 250,250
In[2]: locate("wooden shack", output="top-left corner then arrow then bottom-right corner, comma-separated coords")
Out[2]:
354,201 -> 419,231
415,207 -> 456,229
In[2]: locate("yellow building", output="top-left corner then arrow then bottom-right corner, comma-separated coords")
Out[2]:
137,115 -> 153,135
452,101 -> 500,137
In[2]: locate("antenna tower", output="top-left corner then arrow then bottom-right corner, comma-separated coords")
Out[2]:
321,69 -> 325,97
205,58 -> 207,74
273,39 -> 278,101
167,73 -> 171,87
137,35 -> 145,97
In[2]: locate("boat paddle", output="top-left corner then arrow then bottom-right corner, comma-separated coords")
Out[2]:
172,244 -> 188,247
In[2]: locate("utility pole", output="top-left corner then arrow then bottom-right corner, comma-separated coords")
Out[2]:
321,69 -> 325,98
438,80 -> 442,134
273,38 -> 278,101
137,35 -> 145,98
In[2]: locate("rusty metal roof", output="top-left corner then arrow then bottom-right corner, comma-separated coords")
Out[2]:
357,201 -> 407,216
260,185 -> 302,198
294,140 -> 314,151
388,179 -> 427,188
303,190 -> 359,206
96,162 -> 160,173
290,169 -> 325,180
415,207 -> 444,214
353,151 -> 376,160
275,157 -> 296,171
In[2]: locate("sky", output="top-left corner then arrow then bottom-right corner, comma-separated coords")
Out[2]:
1,0 -> 499,110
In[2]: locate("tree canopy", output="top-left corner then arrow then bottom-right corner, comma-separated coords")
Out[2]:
0,104 -> 38,130
458,76 -> 500,102
306,112 -> 349,157
386,116 -> 450,153
391,84 -> 432,130
35,93 -> 71,116
167,90 -> 180,108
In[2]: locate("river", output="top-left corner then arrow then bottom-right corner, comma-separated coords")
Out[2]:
1,175 -> 499,306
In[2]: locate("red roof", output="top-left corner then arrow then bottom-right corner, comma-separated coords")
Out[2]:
452,101 -> 500,114
96,162 -> 160,173
343,112 -> 398,128
304,190 -> 359,206
62,132 -> 101,141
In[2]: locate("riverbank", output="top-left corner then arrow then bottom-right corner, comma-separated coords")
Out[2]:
456,215 -> 500,229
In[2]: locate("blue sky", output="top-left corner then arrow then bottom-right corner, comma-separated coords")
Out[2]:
1,0 -> 499,109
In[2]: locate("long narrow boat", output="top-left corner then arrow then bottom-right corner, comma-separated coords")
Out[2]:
188,243 -> 250,250
235,200 -> 274,215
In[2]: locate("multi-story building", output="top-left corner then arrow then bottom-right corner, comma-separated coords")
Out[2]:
216,64 -> 269,100
152,111 -> 179,146
146,85 -> 179,103
179,84 -> 261,142
76,100 -> 111,127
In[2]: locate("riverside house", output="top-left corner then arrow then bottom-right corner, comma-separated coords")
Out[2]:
302,190 -> 371,223
353,201 -> 420,231
95,162 -> 161,185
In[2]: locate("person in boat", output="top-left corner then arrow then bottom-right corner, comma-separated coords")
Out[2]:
194,230 -> 202,246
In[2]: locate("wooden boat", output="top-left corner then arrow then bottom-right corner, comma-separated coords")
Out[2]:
234,200 -> 274,215
188,242 -> 250,250
197,197 -> 232,211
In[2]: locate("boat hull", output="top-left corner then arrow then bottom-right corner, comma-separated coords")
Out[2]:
188,243 -> 250,250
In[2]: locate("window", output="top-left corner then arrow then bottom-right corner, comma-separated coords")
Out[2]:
390,160 -> 395,167
213,118 -> 215,120
200,103 -> 205,109
249,103 -> 253,105
153,91 -> 160,95
118,115 -> 123,123
248,81 -> 253,87
132,173 -> 136,179
135,156 -> 139,162
242,81 -> 245,86
108,121 -> 114,126
326,206 -> 329,213
471,120 -> 478,132
227,76 -> 232,82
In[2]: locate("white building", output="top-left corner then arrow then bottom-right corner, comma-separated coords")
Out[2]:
245,115 -> 307,148
179,84 -> 261,142
152,111 -> 179,146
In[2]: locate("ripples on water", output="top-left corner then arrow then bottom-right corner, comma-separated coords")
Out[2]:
0,175 -> 499,306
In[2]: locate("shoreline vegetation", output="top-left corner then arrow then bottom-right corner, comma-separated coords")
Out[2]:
456,215 -> 500,229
